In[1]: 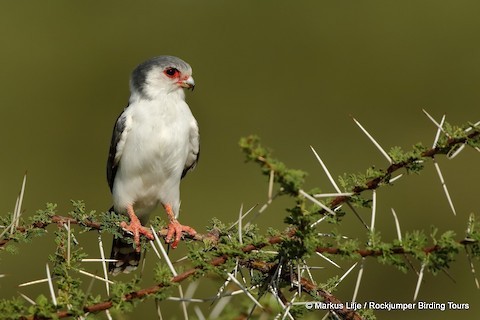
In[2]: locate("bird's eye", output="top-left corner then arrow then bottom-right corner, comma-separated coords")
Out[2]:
164,67 -> 179,78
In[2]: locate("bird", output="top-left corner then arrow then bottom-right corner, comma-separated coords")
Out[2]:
106,55 -> 199,275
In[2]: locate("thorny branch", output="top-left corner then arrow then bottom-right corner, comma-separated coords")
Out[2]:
20,227 -> 363,320
0,215 -> 214,249
322,130 -> 479,208
4,213 -> 476,320
3,124 -> 480,319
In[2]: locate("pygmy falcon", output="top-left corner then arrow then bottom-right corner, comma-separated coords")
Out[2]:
106,56 -> 199,275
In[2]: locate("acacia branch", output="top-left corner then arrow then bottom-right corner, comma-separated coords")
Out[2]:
6,128 -> 479,319
33,232 -> 364,320
4,129 -> 478,250
315,240 -> 474,257
0,215 -> 216,249
325,130 -> 478,208
15,217 -> 474,320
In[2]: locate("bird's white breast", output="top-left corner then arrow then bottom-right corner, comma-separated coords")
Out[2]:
112,92 -> 197,220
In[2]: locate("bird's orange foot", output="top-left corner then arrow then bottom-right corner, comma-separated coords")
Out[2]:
166,219 -> 197,249
121,206 -> 154,252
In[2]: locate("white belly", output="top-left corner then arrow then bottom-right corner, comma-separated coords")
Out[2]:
112,97 -> 194,220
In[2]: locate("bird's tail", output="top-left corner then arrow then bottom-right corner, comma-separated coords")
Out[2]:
109,236 -> 141,275
107,207 -> 141,275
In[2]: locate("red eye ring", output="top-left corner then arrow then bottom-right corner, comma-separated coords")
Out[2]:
164,67 -> 179,78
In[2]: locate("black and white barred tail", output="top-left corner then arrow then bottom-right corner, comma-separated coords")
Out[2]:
109,236 -> 141,275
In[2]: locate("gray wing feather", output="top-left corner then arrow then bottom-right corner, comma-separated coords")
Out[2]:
107,109 -> 128,191
181,124 -> 200,179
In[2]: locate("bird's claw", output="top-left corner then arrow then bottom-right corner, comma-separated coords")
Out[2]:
120,220 -> 154,252
166,220 -> 197,249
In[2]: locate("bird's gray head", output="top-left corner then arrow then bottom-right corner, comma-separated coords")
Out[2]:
130,55 -> 194,99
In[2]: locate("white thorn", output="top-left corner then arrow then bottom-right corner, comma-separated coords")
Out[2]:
174,255 -> 189,264
178,285 -> 188,320
229,204 -> 257,230
151,226 -> 177,276
213,274 -> 233,301
316,252 -> 341,269
447,143 -> 466,159
77,270 -> 114,284
155,298 -> 164,320
0,221 -> 14,239
11,197 -> 19,234
234,257 -> 240,279
238,204 -> 243,245
433,159 -> 457,215
370,190 -> 377,232
290,265 -> 294,290
276,262 -> 284,289
17,173 -> 27,222
464,120 -> 480,132
252,250 -> 278,255
311,216 -> 328,228
98,233 -> 110,296
352,118 -> 392,164
313,192 -> 354,198
46,264 -> 57,306
422,109 -> 450,138
63,223 -> 79,245
310,146 -> 342,192
18,278 -> 49,287
297,262 -> 302,297
12,173 -> 27,233
303,259 -> 316,285
184,281 -> 200,302
413,262 -> 426,301
351,258 -> 365,303
466,251 -> 480,289
167,297 -> 208,303
335,262 -> 359,288
67,220 -> 71,267
391,208 -> 402,243
299,189 -> 337,216
268,170 -> 275,200
280,303 -> 294,320
209,295 -> 232,319
432,114 -> 446,148
227,273 -> 263,309
19,292 -> 36,305
283,292 -> 298,320
270,287 -> 294,320
193,306 -> 206,320
149,240 -> 162,260
389,174 -> 403,183
81,259 -> 118,262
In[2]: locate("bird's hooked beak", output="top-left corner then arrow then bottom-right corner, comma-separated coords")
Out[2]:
178,76 -> 195,91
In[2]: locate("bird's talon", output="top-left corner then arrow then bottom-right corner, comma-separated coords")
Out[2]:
119,218 -> 154,252
166,220 -> 197,248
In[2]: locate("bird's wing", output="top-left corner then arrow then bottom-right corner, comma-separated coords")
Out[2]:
107,107 -> 129,191
181,121 -> 200,179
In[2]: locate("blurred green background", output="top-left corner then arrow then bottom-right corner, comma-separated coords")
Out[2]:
1,1 -> 480,319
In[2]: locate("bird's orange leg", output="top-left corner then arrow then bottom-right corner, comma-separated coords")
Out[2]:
120,204 -> 154,252
164,204 -> 197,248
